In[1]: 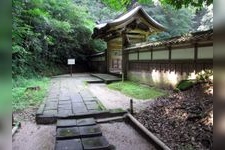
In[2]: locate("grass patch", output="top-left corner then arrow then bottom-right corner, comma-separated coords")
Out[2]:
12,77 -> 50,112
107,81 -> 166,100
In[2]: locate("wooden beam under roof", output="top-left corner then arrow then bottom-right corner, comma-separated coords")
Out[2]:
126,29 -> 148,34
108,37 -> 122,42
126,34 -> 146,39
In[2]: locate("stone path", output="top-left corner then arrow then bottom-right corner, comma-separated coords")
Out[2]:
36,74 -> 107,124
36,74 -> 126,124
55,118 -> 110,150
34,74 -> 157,150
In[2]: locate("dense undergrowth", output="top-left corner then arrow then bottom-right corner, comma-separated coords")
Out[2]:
12,0 -> 106,78
12,77 -> 50,112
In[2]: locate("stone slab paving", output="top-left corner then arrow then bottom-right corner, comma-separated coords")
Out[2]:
79,125 -> 102,138
57,119 -> 77,127
56,127 -> 80,140
55,118 -> 110,150
55,139 -> 83,150
82,136 -> 110,150
36,75 -> 108,123
77,118 -> 96,126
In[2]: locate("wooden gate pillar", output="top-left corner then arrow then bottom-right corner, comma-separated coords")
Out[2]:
122,31 -> 129,78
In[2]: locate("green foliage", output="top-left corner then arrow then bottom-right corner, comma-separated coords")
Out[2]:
90,39 -> 107,52
176,80 -> 195,91
0,78 -> 11,114
12,77 -> 50,111
196,70 -> 213,83
176,70 -> 213,92
102,0 -> 213,10
197,5 -> 213,31
108,81 -> 166,99
102,0 -> 128,11
145,4 -> 194,40
74,0 -> 120,22
12,0 -> 104,78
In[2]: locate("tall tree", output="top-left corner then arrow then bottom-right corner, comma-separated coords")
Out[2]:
12,0 -> 102,77
144,4 -> 194,41
102,0 -> 213,10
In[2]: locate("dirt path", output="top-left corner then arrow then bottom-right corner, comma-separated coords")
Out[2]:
88,83 -> 155,112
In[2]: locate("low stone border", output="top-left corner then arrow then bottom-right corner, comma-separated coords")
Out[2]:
125,113 -> 171,150
36,110 -> 127,124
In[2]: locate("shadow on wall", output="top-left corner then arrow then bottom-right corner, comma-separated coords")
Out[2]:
128,70 -> 206,89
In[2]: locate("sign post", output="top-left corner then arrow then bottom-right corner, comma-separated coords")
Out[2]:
67,59 -> 75,76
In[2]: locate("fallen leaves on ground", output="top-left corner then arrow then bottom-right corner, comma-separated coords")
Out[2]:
135,83 -> 213,150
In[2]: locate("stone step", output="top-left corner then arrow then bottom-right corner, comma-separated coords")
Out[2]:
90,73 -> 121,84
56,127 -> 80,140
86,80 -> 104,84
36,110 -> 127,124
81,136 -> 110,150
56,125 -> 103,140
79,125 -> 102,138
57,118 -> 97,128
77,118 -> 96,126
55,139 -> 83,150
55,118 -> 111,150
57,119 -> 77,128
56,118 -> 102,140
55,135 -> 110,150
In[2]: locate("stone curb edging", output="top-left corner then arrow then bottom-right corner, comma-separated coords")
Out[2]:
125,113 -> 171,150
36,110 -> 128,124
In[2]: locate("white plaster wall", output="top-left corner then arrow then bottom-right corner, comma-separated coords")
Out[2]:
171,48 -> 194,59
152,50 -> 169,60
198,46 -> 213,59
129,53 -> 138,60
139,51 -> 151,60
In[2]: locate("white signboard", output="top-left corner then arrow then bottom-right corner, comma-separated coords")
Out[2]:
68,59 -> 75,65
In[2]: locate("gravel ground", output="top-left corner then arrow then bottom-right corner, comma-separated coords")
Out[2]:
88,83 -> 156,112
100,122 -> 157,150
13,108 -> 55,150
12,122 -> 55,150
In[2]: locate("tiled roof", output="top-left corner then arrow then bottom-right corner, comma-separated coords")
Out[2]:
92,6 -> 166,39
125,29 -> 213,50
